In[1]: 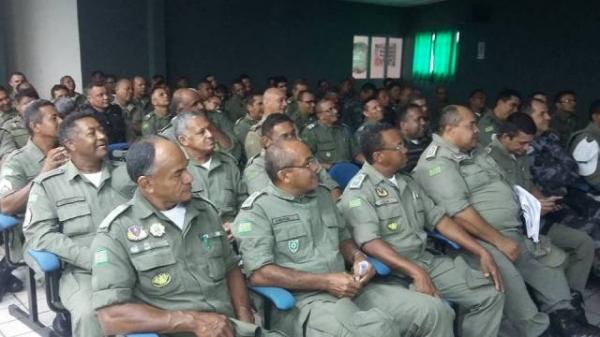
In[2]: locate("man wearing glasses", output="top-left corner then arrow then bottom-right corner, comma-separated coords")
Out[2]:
233,138 -> 453,337
551,90 -> 579,146
287,90 -> 317,132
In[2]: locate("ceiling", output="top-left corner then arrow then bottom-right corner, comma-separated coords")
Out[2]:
340,0 -> 445,7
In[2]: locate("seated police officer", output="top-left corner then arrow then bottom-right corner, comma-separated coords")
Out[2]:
23,111 -> 135,337
413,105 -> 600,337
233,138 -> 454,337
91,136 -> 286,337
339,123 -> 505,337
243,113 -> 341,200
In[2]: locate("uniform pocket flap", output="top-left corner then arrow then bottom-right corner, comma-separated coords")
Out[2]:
56,201 -> 91,222
131,249 -> 176,272
273,224 -> 307,241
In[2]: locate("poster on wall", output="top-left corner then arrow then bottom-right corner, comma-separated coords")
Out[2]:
370,37 -> 386,79
352,35 -> 369,79
386,37 -> 403,78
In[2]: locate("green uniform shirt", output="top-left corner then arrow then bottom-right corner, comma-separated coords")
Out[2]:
142,110 -> 172,136
23,160 -> 135,272
186,151 -> 247,222
224,95 -> 247,123
551,111 -> 579,146
413,134 -> 522,233
243,152 -> 339,195
300,121 -> 359,166
286,108 -> 315,133
0,128 -> 17,160
244,121 -> 264,160
487,137 -> 533,191
117,101 -> 143,142
339,163 -> 445,265
2,114 -> 29,148
0,139 -> 45,199
91,192 -> 238,318
354,120 -> 378,144
233,184 -> 350,302
134,97 -> 153,114
477,111 -> 503,147
233,115 -> 256,147
0,108 -> 17,126
285,97 -> 298,116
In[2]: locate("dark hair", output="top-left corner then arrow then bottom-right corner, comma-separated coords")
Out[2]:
297,90 -> 314,102
51,84 -> 69,99
126,136 -> 163,182
262,113 -> 293,138
264,139 -> 298,182
244,94 -> 262,108
438,105 -> 462,133
292,78 -> 308,89
238,73 -> 251,81
360,83 -> 377,93
0,85 -> 7,94
23,99 -> 54,135
589,100 -> 600,120
8,72 -> 26,81
85,81 -> 106,96
554,90 -> 576,104
495,89 -> 521,105
520,98 -> 546,116
54,97 -> 78,118
498,112 -> 537,137
15,87 -> 40,103
58,111 -> 98,145
395,103 -> 422,125
359,123 -> 396,164
469,88 -> 485,98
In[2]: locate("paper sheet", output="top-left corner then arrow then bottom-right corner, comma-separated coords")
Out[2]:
514,185 -> 541,243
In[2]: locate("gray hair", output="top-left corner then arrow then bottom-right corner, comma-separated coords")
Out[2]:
173,111 -> 207,138
438,105 -> 462,134
264,139 -> 299,183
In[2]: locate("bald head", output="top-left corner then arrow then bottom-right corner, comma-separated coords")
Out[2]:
115,79 -> 133,103
171,88 -> 202,114
265,139 -> 319,194
439,105 -> 479,151
263,88 -> 287,116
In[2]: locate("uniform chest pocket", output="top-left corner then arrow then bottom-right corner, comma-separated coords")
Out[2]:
462,170 -> 489,191
56,199 -> 93,236
131,248 -> 182,295
273,223 -> 310,262
200,232 -> 227,281
322,214 -> 343,248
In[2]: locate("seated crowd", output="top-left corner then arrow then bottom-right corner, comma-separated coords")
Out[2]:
0,70 -> 599,337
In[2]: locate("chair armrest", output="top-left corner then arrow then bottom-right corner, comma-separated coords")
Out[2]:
366,256 -> 391,276
249,286 -> 295,310
428,231 -> 461,250
126,334 -> 159,337
27,249 -> 61,273
0,213 -> 19,231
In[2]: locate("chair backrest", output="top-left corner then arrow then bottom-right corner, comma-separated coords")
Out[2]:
108,142 -> 129,161
328,162 -> 361,190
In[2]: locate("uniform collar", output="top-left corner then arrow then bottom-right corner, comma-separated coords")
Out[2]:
361,162 -> 408,194
267,182 -> 317,202
25,139 -> 46,163
431,134 -> 471,162
186,150 -> 221,171
489,136 -> 516,160
129,189 -> 201,225
64,159 -> 112,185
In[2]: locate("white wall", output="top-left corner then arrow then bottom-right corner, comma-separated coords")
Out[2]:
3,0 -> 82,99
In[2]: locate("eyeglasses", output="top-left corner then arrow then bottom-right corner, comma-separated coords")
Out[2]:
378,144 -> 405,152
280,157 -> 319,171
301,100 -> 316,104
560,99 -> 576,104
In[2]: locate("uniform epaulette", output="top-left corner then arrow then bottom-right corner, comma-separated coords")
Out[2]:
306,122 -> 316,130
158,122 -> 172,133
249,123 -> 261,132
235,117 -> 244,126
424,145 -> 439,160
98,203 -> 131,232
348,173 -> 366,189
246,153 -> 261,166
241,191 -> 266,209
216,150 -> 238,164
143,113 -> 153,121
34,167 -> 65,183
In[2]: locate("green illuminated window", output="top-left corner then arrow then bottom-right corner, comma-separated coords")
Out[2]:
412,30 -> 460,81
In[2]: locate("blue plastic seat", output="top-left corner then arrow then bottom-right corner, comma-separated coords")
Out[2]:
27,249 -> 61,273
328,162 -> 361,189
428,230 -> 461,251
249,286 -> 295,310
108,142 -> 129,161
0,213 -> 19,231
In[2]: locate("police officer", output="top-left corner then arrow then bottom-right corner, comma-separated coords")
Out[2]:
23,111 -> 135,337
340,123 -> 505,337
132,75 -> 152,113
91,136 -> 286,337
60,75 -> 86,107
0,86 -> 17,126
552,90 -> 579,147
224,82 -> 247,123
301,99 -> 364,170
80,82 -> 127,144
284,79 -> 308,116
397,103 -> 429,173
234,138 -> 453,337
243,113 -> 341,200
354,99 -> 384,144
569,99 -> 600,192
175,111 -> 246,240
413,105 -> 600,337
286,90 -> 316,133
478,89 -> 521,147
113,79 -> 143,142
142,86 -> 172,136
487,113 -> 594,300
3,87 -> 39,149
244,88 -> 287,159
234,94 -> 263,147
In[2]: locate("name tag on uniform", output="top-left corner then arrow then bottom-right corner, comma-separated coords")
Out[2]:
375,198 -> 399,206
272,214 -> 300,225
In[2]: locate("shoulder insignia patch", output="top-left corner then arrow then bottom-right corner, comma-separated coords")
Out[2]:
485,125 -> 494,132
35,167 -> 65,183
348,173 -> 366,189
143,113 -> 153,121
424,145 -> 439,160
241,191 -> 266,209
429,166 -> 442,176
306,122 -> 316,130
98,203 -> 131,232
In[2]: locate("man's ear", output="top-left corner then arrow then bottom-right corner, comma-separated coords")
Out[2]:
63,138 -> 76,152
276,169 -> 289,185
260,136 -> 270,149
137,176 -> 153,194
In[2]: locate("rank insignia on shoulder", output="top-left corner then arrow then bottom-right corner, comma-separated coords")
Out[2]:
424,145 -> 438,160
375,186 -> 389,197
151,272 -> 171,288
149,223 -> 165,237
485,126 -> 494,132
306,123 -> 316,130
127,225 -> 148,241
348,173 -> 366,189
241,191 -> 265,209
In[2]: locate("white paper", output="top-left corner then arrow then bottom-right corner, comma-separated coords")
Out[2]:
514,185 -> 541,242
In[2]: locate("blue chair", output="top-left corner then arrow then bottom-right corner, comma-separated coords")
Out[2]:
428,231 -> 460,251
328,162 -> 361,189
108,142 -> 129,161
0,213 -> 22,267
